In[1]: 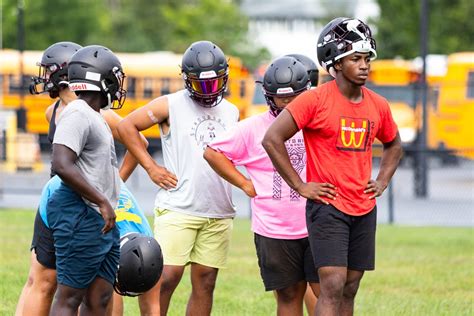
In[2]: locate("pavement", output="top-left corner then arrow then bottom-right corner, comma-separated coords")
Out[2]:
1,152 -> 473,227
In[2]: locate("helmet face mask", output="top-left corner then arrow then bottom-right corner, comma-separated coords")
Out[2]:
259,56 -> 310,117
181,41 -> 229,108
67,45 -> 127,109
29,41 -> 82,97
317,18 -> 377,76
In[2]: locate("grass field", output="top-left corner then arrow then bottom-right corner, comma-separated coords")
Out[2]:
0,208 -> 472,316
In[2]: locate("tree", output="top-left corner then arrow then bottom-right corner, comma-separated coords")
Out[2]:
1,0 -> 268,70
373,0 -> 474,59
1,0 -> 109,50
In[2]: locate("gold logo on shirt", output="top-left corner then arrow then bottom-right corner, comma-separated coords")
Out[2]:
336,117 -> 370,151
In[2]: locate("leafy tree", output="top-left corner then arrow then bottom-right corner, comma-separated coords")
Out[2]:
373,0 -> 474,58
2,0 -> 109,50
1,0 -> 268,70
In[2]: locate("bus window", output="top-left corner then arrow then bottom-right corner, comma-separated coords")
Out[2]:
467,71 -> 474,99
252,85 -> 265,105
239,80 -> 246,98
144,77 -> 153,98
8,74 -> 30,94
127,77 -> 136,98
365,84 -> 416,108
160,78 -> 170,95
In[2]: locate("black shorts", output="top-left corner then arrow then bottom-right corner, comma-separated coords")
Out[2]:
30,210 -> 56,269
306,200 -> 377,271
254,233 -> 319,291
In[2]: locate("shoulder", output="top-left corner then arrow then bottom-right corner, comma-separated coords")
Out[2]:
362,87 -> 390,108
45,101 -> 58,122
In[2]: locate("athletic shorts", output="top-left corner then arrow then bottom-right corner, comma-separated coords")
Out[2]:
154,208 -> 233,269
254,233 -> 319,291
47,183 -> 120,289
306,200 -> 377,271
30,209 -> 56,269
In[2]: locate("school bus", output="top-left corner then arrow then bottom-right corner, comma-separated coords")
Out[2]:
427,52 -> 474,159
0,49 -> 254,150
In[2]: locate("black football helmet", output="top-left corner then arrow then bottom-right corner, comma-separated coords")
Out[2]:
317,17 -> 377,76
258,56 -> 310,117
114,233 -> 163,297
67,45 -> 126,109
29,41 -> 82,98
285,54 -> 319,87
181,41 -> 228,108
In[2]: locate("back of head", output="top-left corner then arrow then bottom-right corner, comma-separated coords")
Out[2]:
285,54 -> 319,87
30,41 -> 82,98
317,17 -> 377,77
260,56 -> 310,116
181,40 -> 228,108
68,45 -> 126,109
114,233 -> 163,297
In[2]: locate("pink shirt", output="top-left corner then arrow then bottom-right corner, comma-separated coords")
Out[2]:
209,111 -> 308,239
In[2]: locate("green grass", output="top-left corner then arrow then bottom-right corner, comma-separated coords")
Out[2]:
0,209 -> 472,316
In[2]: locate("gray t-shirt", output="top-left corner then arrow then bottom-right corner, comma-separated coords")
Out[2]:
53,99 -> 120,212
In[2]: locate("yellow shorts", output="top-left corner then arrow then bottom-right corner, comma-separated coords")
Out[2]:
154,208 -> 233,269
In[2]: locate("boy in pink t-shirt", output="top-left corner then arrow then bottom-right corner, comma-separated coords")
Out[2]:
205,56 -> 320,315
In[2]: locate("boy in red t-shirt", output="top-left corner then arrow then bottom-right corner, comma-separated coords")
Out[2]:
263,17 -> 403,315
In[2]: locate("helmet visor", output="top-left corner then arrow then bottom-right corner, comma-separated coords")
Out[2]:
189,77 -> 226,95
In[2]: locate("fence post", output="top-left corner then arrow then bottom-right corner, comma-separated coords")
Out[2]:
388,181 -> 394,224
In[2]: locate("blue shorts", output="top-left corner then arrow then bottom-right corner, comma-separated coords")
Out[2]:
40,176 -> 152,237
47,183 -> 120,289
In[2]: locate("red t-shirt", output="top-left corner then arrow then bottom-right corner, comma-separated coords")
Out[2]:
286,80 -> 398,215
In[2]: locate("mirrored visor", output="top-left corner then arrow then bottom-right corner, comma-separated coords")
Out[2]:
189,77 -> 225,95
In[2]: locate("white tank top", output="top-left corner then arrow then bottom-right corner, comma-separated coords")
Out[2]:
155,90 -> 239,218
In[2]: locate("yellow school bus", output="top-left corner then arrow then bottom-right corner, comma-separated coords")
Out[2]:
366,59 -> 420,146
0,49 -> 254,149
428,52 -> 474,159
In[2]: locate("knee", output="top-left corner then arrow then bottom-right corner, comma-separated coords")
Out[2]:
343,279 -> 361,300
194,271 -> 217,294
84,290 -> 113,310
321,273 -> 346,298
276,285 -> 303,304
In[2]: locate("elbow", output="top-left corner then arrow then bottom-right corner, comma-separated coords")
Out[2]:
51,159 -> 67,178
261,133 -> 276,153
203,147 -> 214,164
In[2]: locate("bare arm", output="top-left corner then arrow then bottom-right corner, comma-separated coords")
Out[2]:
262,110 -> 337,204
364,132 -> 403,199
117,97 -> 177,189
51,144 -> 115,233
204,147 -> 256,197
101,109 -> 149,182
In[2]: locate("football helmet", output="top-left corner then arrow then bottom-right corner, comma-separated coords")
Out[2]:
181,41 -> 228,108
317,17 -> 377,76
285,54 -> 319,87
114,233 -> 163,297
259,56 -> 310,117
29,41 -> 82,98
67,45 -> 126,109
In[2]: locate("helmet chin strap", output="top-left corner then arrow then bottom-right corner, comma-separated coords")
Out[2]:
101,93 -> 112,110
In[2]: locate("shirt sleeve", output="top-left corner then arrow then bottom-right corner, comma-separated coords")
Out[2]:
376,99 -> 399,143
286,90 -> 318,130
53,109 -> 90,156
208,124 -> 248,165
